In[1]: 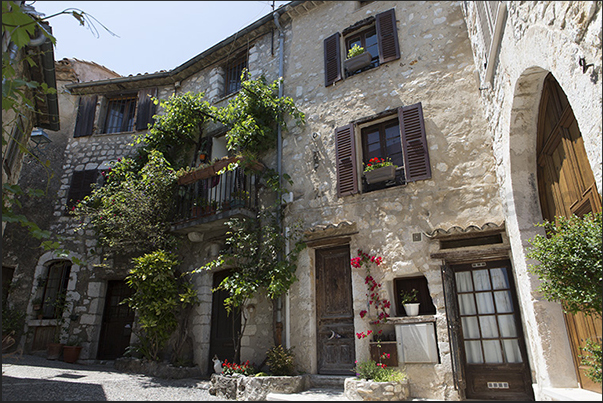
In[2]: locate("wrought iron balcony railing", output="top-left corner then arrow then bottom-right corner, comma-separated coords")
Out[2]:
172,165 -> 259,230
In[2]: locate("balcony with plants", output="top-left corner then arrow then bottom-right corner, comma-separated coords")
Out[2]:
171,156 -> 262,234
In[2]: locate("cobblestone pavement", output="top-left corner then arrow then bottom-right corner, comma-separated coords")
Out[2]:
2,353 -> 227,401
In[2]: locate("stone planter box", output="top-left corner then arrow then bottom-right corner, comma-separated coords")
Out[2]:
344,51 -> 373,73
209,373 -> 305,401
344,377 -> 410,401
364,165 -> 396,184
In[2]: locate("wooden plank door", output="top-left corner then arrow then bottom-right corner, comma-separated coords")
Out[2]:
451,260 -> 534,401
97,280 -> 135,360
537,73 -> 602,393
209,269 -> 241,372
315,245 -> 356,374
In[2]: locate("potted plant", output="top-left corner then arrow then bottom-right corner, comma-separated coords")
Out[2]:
63,336 -> 83,364
400,288 -> 420,316
363,157 -> 397,184
344,44 -> 373,73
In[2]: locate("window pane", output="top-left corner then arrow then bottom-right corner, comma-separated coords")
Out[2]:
503,339 -> 523,363
384,124 -> 403,166
490,267 -> 509,289
364,129 -> 381,160
498,314 -> 517,337
483,340 -> 503,363
494,290 -> 513,313
476,292 -> 495,314
124,100 -> 136,132
465,340 -> 483,364
105,102 -> 124,134
455,271 -> 473,292
473,269 -> 491,290
461,316 -> 480,339
365,31 -> 379,63
458,293 -> 476,315
479,315 -> 499,338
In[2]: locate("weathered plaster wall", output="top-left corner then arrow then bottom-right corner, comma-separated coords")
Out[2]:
463,1 -> 602,398
281,1 -> 500,400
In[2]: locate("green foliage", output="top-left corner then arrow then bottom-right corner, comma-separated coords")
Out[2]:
353,359 -> 407,382
198,211 -> 306,313
218,70 -> 305,156
526,212 -> 602,317
122,250 -> 199,361
347,44 -> 365,59
399,288 -> 418,304
138,92 -> 217,168
526,212 -> 602,385
2,303 -> 25,336
580,339 -> 602,384
266,344 -> 296,376
73,150 -> 178,257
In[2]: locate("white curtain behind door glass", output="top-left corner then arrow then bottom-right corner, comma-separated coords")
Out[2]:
455,268 -> 519,364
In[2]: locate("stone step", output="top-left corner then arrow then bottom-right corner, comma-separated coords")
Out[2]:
305,374 -> 349,389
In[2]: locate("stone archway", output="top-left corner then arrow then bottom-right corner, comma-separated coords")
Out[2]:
505,67 -> 602,392
503,66 -> 578,390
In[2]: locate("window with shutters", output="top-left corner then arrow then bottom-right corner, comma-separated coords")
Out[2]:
224,53 -> 248,97
73,88 -> 156,137
335,102 -> 431,197
65,169 -> 99,213
324,8 -> 400,86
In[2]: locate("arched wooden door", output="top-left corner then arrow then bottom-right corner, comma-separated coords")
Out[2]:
536,73 -> 602,393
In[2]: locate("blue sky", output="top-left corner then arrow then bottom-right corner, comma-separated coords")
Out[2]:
33,1 -> 290,76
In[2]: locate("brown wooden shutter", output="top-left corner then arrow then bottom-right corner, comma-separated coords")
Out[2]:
73,95 -> 97,137
324,32 -> 342,87
398,102 -> 431,182
376,8 -> 400,64
135,87 -> 157,131
441,264 -> 466,399
335,124 -> 358,197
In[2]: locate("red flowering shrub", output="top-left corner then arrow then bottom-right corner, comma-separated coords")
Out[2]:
221,359 -> 258,376
352,249 -> 391,339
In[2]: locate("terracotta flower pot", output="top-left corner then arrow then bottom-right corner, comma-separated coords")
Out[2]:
47,342 -> 64,360
63,345 -> 82,363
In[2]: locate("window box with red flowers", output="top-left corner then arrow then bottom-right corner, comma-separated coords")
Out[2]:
363,157 -> 396,184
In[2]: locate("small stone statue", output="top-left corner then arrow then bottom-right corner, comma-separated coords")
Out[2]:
212,354 -> 223,374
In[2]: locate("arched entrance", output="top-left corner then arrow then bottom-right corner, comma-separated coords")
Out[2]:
536,73 -> 602,393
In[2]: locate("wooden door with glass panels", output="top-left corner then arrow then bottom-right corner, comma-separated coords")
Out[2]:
452,260 -> 534,400
537,73 -> 602,393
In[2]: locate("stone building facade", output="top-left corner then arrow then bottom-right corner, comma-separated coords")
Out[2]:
3,1 -> 601,401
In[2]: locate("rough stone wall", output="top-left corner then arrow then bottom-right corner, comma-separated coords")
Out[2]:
462,1 -> 602,399
2,59 -> 128,357
281,1 -> 499,400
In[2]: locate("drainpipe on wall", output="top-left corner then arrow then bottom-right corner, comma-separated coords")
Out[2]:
273,9 -> 285,347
